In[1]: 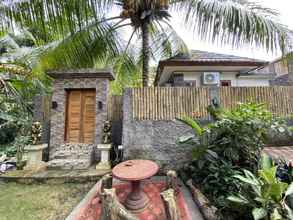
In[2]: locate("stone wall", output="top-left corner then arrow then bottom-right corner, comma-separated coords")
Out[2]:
122,89 -> 195,171
122,88 -> 293,171
50,77 -> 109,163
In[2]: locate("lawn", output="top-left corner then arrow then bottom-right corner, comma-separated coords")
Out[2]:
0,181 -> 94,220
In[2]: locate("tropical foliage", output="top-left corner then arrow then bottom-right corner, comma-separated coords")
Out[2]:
228,164 -> 293,220
1,0 -> 292,87
178,103 -> 292,219
0,31 -> 49,155
178,103 -> 273,171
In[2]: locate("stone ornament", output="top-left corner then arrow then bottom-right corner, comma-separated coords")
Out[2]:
101,174 -> 113,193
23,121 -> 47,171
166,170 -> 180,195
31,121 -> 42,145
161,189 -> 181,220
102,120 -> 111,144
100,188 -> 139,220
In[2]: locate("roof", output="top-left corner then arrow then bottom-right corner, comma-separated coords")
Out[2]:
167,50 -> 267,63
47,68 -> 115,80
270,74 -> 293,86
155,50 -> 268,85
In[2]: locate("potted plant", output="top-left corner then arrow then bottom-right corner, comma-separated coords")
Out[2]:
23,122 -> 48,170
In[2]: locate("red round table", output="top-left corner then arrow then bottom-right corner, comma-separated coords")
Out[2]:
112,160 -> 159,212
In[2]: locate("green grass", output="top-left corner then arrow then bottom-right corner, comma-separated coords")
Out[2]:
0,181 -> 94,220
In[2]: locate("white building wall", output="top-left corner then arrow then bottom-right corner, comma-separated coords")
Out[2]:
236,78 -> 270,86
159,66 -> 271,87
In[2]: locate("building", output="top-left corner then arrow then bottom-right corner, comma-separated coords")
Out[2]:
154,50 -> 274,87
259,55 -> 293,86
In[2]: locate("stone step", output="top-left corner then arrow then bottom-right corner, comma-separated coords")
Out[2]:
51,150 -> 91,160
59,143 -> 95,151
47,159 -> 91,170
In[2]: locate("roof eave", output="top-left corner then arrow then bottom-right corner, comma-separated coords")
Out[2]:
154,60 -> 268,86
47,68 -> 115,80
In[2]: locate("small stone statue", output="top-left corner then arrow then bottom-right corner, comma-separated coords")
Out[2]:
101,174 -> 113,193
31,121 -> 42,145
102,120 -> 111,144
100,188 -> 139,220
166,170 -> 180,195
161,189 -> 181,220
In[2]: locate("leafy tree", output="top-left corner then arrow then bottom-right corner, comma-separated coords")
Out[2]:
1,0 -> 292,87
0,31 -> 49,145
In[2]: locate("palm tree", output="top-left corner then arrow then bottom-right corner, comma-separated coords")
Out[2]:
1,0 -> 292,87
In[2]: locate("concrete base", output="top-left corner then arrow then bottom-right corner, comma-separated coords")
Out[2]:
96,161 -> 111,170
96,144 -> 112,170
24,144 -> 48,171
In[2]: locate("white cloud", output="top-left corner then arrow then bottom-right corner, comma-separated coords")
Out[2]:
170,0 -> 293,61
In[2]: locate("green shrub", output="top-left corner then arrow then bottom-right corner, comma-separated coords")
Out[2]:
208,103 -> 273,171
228,166 -> 293,220
179,103 -> 273,171
0,122 -> 18,144
178,103 -> 279,219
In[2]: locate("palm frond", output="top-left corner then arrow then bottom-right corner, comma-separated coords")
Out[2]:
172,0 -> 293,53
1,0 -> 116,41
0,63 -> 31,76
35,19 -> 127,72
108,53 -> 142,95
149,21 -> 188,60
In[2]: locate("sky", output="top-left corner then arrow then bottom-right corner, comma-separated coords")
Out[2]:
117,0 -> 293,62
169,0 -> 293,61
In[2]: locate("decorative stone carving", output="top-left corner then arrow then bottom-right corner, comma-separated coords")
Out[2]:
161,189 -> 180,220
100,188 -> 139,220
166,170 -> 179,195
24,121 -> 47,170
31,121 -> 42,145
102,120 -> 111,144
96,144 -> 112,170
100,174 -> 113,193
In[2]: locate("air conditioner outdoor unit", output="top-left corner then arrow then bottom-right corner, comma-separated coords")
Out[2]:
202,72 -> 220,85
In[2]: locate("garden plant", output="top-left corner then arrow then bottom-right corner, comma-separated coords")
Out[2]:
178,103 -> 293,219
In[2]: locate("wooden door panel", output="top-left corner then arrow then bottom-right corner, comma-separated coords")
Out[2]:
66,91 -> 82,143
66,90 -> 96,143
82,91 -> 96,143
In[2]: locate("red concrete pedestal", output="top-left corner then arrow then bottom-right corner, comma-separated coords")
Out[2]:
112,160 -> 159,212
125,180 -> 150,211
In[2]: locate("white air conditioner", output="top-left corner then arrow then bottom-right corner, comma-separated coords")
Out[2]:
202,72 -> 220,85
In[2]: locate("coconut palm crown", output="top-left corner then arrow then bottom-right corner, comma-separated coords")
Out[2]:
1,0 -> 293,87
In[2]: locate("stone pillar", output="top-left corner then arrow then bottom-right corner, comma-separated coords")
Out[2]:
122,88 -> 133,158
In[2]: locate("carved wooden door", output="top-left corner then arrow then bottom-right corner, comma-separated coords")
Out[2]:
65,89 -> 96,143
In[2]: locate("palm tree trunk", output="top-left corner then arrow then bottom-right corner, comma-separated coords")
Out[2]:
141,21 -> 150,87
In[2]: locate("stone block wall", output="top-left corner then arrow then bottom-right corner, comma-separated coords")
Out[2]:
50,77 -> 109,163
122,89 -> 195,171
122,88 -> 293,171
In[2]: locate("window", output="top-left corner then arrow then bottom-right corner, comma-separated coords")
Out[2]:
220,80 -> 231,87
172,74 -> 184,83
65,89 -> 96,143
185,80 -> 197,87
